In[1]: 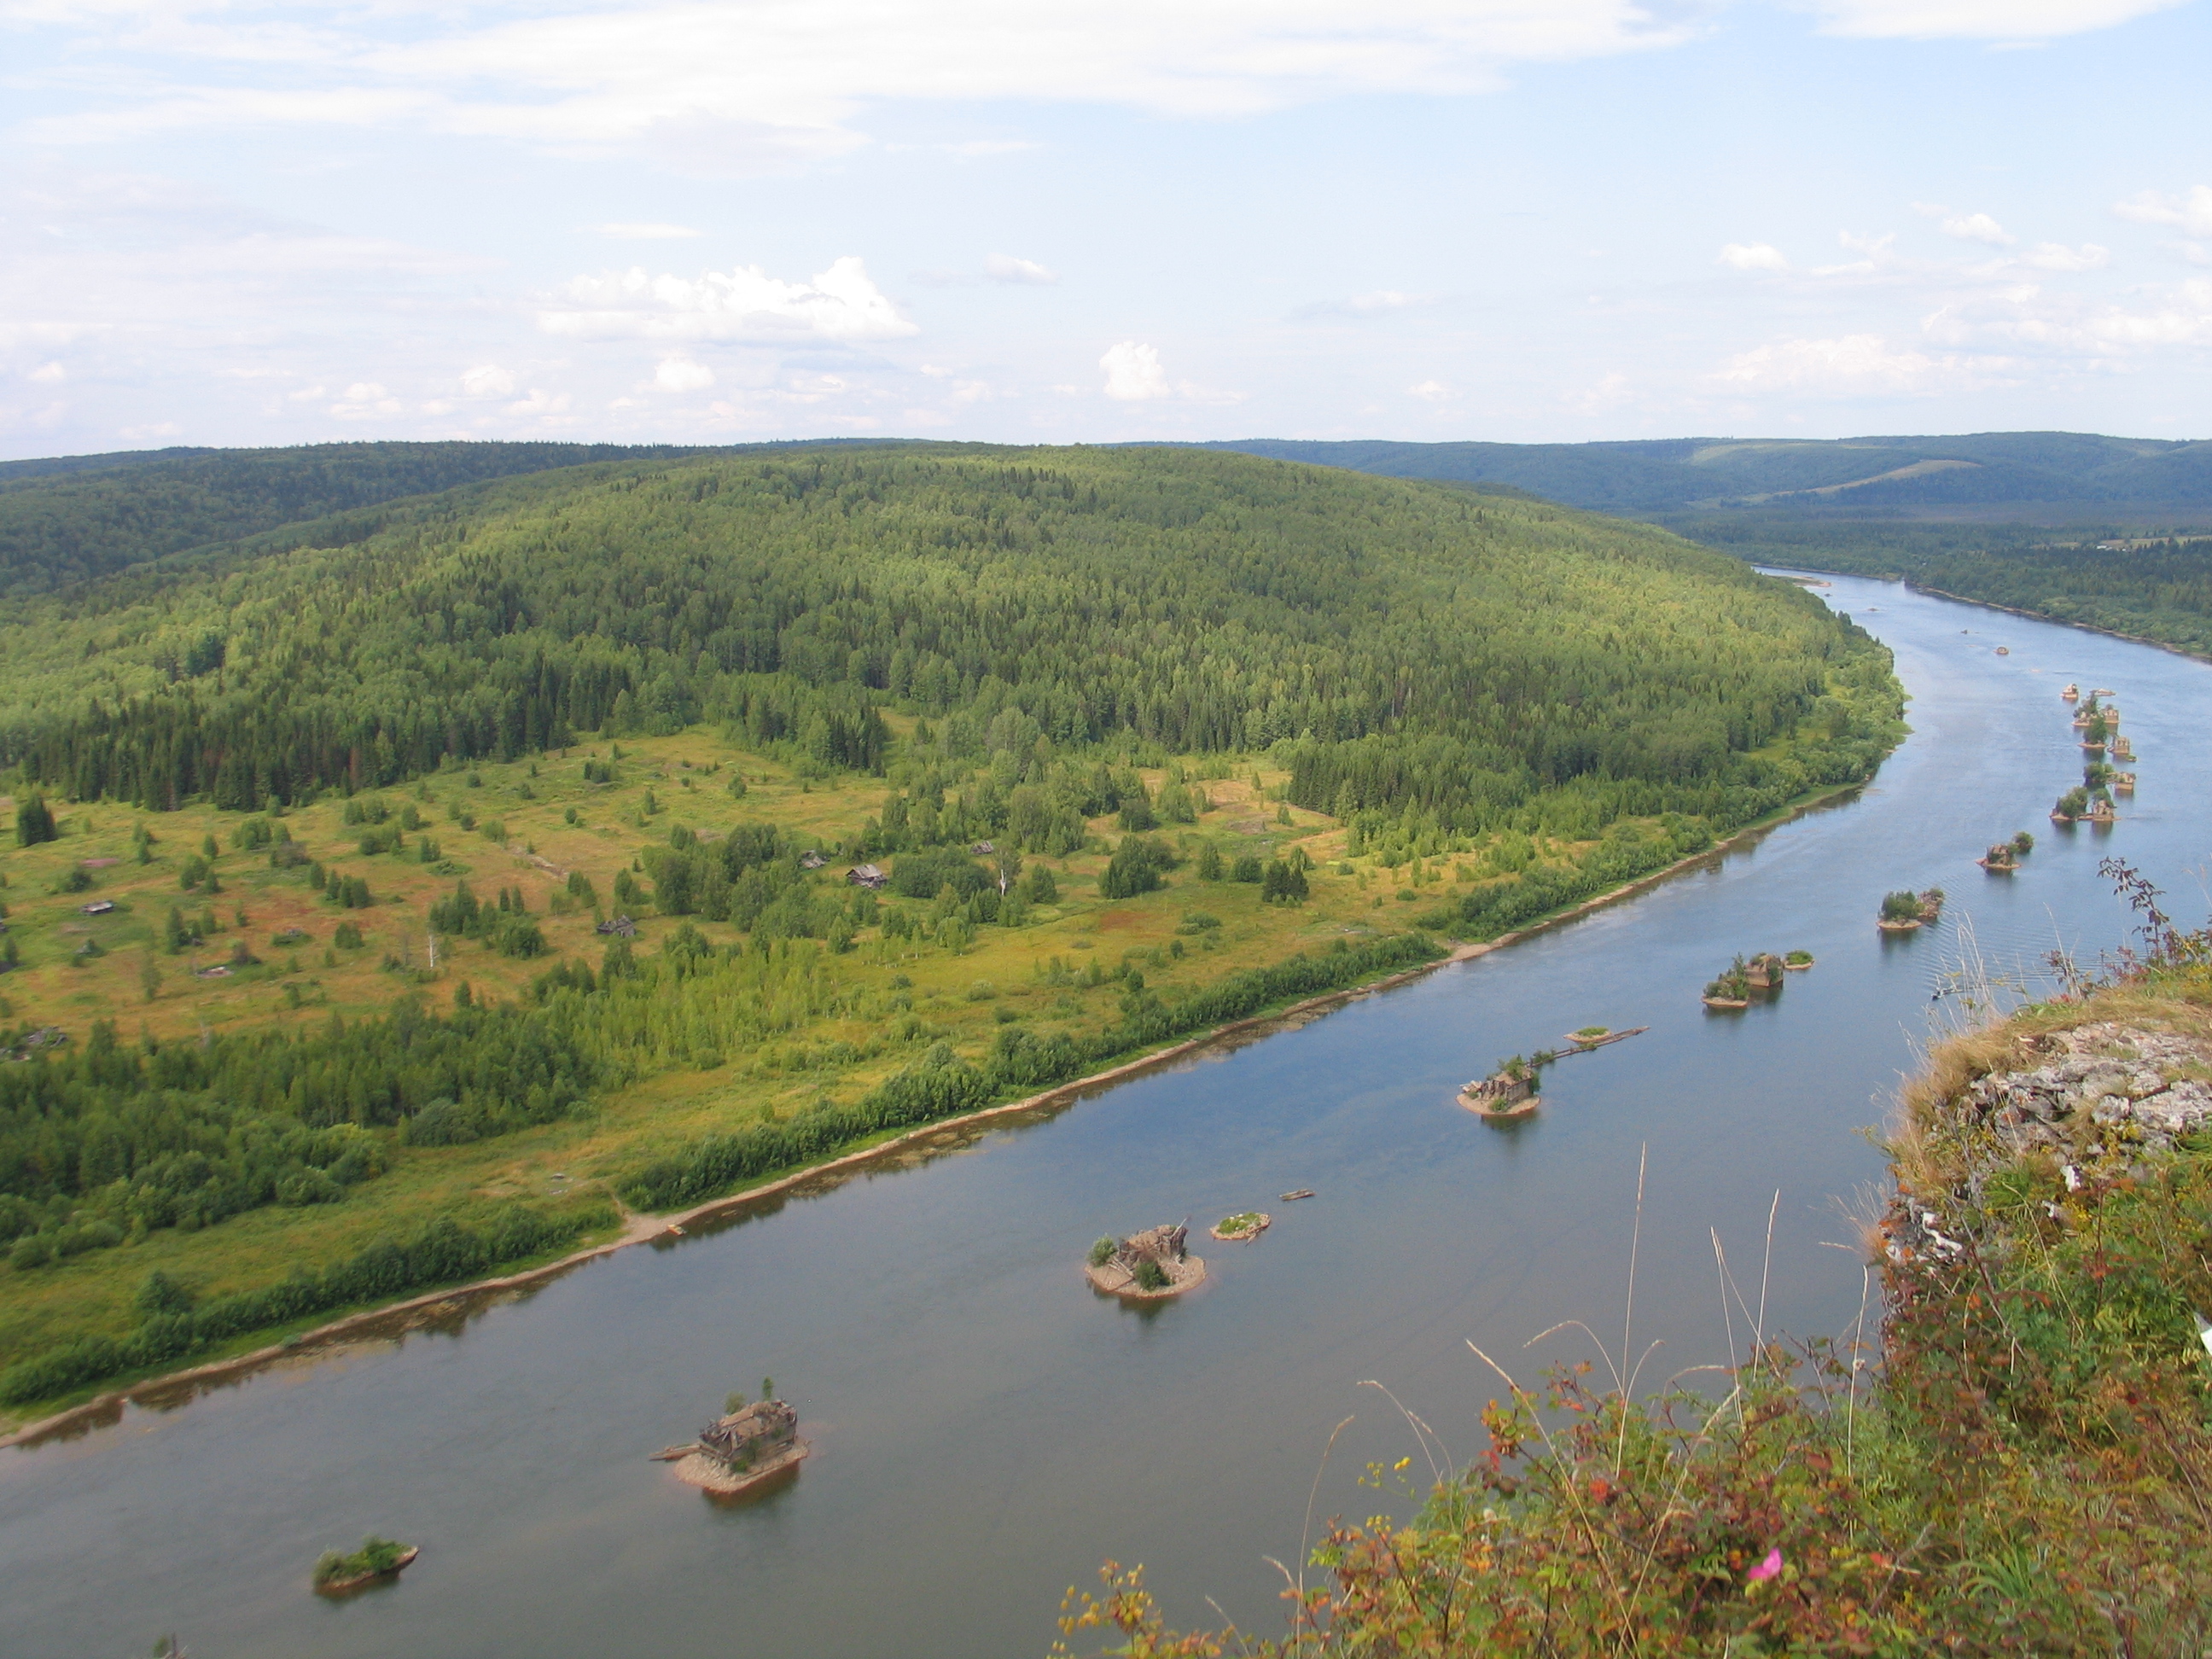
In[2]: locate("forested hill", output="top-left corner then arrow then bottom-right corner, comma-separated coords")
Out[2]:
0,439 -> 903,596
0,445 -> 1895,830
1202,432 -> 2212,522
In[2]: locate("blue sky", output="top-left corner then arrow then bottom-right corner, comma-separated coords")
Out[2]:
3,0 -> 2209,458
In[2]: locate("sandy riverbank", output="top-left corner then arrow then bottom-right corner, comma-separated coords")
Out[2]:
1,776 -> 1873,1450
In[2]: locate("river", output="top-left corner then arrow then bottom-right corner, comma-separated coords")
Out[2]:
4,572 -> 2208,1658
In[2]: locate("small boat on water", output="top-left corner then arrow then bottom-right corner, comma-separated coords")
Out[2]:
2062,683 -> 2080,700
1279,1189 -> 1315,1202
1995,646 -> 2010,655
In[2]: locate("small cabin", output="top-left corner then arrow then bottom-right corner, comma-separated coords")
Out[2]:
969,841 -> 995,855
1115,1222 -> 1190,1272
798,851 -> 827,870
79,899 -> 115,916
846,864 -> 888,889
596,914 -> 637,937
1464,1072 -> 1536,1107
697,1399 -> 800,1472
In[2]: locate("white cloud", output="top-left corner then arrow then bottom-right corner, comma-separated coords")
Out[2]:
652,354 -> 717,392
1940,212 -> 2013,246
331,381 -> 402,417
983,253 -> 1057,285
2113,185 -> 2212,236
461,363 -> 516,398
2024,242 -> 2109,271
591,222 -> 701,239
1290,288 -> 1443,320
1718,242 -> 1788,271
2086,278 -> 2212,346
18,3 -> 1701,155
1714,334 -> 2011,395
1565,371 -> 1632,414
27,362 -> 67,383
1406,379 -> 1454,401
538,256 -> 915,341
1100,340 -> 1170,401
1808,0 -> 2188,40
505,387 -> 573,416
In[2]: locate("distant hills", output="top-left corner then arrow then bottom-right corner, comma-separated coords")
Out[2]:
1202,432 -> 2212,526
0,439 -> 907,595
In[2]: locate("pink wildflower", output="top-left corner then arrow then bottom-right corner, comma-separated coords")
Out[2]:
1747,1548 -> 1783,1584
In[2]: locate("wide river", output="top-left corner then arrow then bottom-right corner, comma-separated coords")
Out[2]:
5,573 -> 2209,1658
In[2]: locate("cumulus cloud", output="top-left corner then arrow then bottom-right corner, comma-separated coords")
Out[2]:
2085,278 -> 2212,346
1714,334 -> 2011,395
1406,379 -> 1454,401
506,387 -> 573,416
2024,242 -> 2110,271
27,362 -> 67,383
19,2 -> 1701,154
2113,184 -> 2212,236
331,381 -> 402,417
591,222 -> 701,239
1808,0 -> 2188,39
983,253 -> 1057,284
652,354 -> 716,392
1565,371 -> 1633,414
538,256 -> 915,342
1100,341 -> 1171,401
1718,242 -> 1789,271
1939,212 -> 2013,246
1290,288 -> 1444,320
461,363 -> 516,397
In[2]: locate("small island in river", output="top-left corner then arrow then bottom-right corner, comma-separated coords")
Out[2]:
1086,1223 -> 1206,1298
312,1536 -> 418,1596
658,1394 -> 808,1497
1460,1063 -> 1540,1116
1209,1211 -> 1271,1242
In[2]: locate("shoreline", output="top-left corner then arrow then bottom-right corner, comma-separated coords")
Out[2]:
0,775 -> 1873,1451
1756,563 -> 2212,667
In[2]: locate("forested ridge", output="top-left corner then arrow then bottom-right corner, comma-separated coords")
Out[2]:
0,445 -> 1883,818
1206,430 -> 2212,517
0,444 -> 1905,1413
0,440 -> 777,597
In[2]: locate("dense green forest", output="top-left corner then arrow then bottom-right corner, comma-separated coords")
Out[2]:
0,439 -> 749,595
0,445 -> 1889,818
1674,517 -> 2212,660
0,443 -> 1906,1411
1207,431 -> 2212,518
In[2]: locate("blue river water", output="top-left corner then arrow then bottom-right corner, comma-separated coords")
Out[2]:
3,572 -> 2208,1658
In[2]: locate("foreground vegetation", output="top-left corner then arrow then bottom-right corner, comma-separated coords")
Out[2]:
0,444 -> 1902,1423
1060,870 -> 2212,1655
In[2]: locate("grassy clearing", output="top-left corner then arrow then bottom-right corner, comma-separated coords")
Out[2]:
0,729 -> 1476,1416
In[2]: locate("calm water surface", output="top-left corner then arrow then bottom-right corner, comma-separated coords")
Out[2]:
5,574 -> 2209,1658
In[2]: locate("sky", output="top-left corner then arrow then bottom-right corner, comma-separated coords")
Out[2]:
3,0 -> 2210,460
